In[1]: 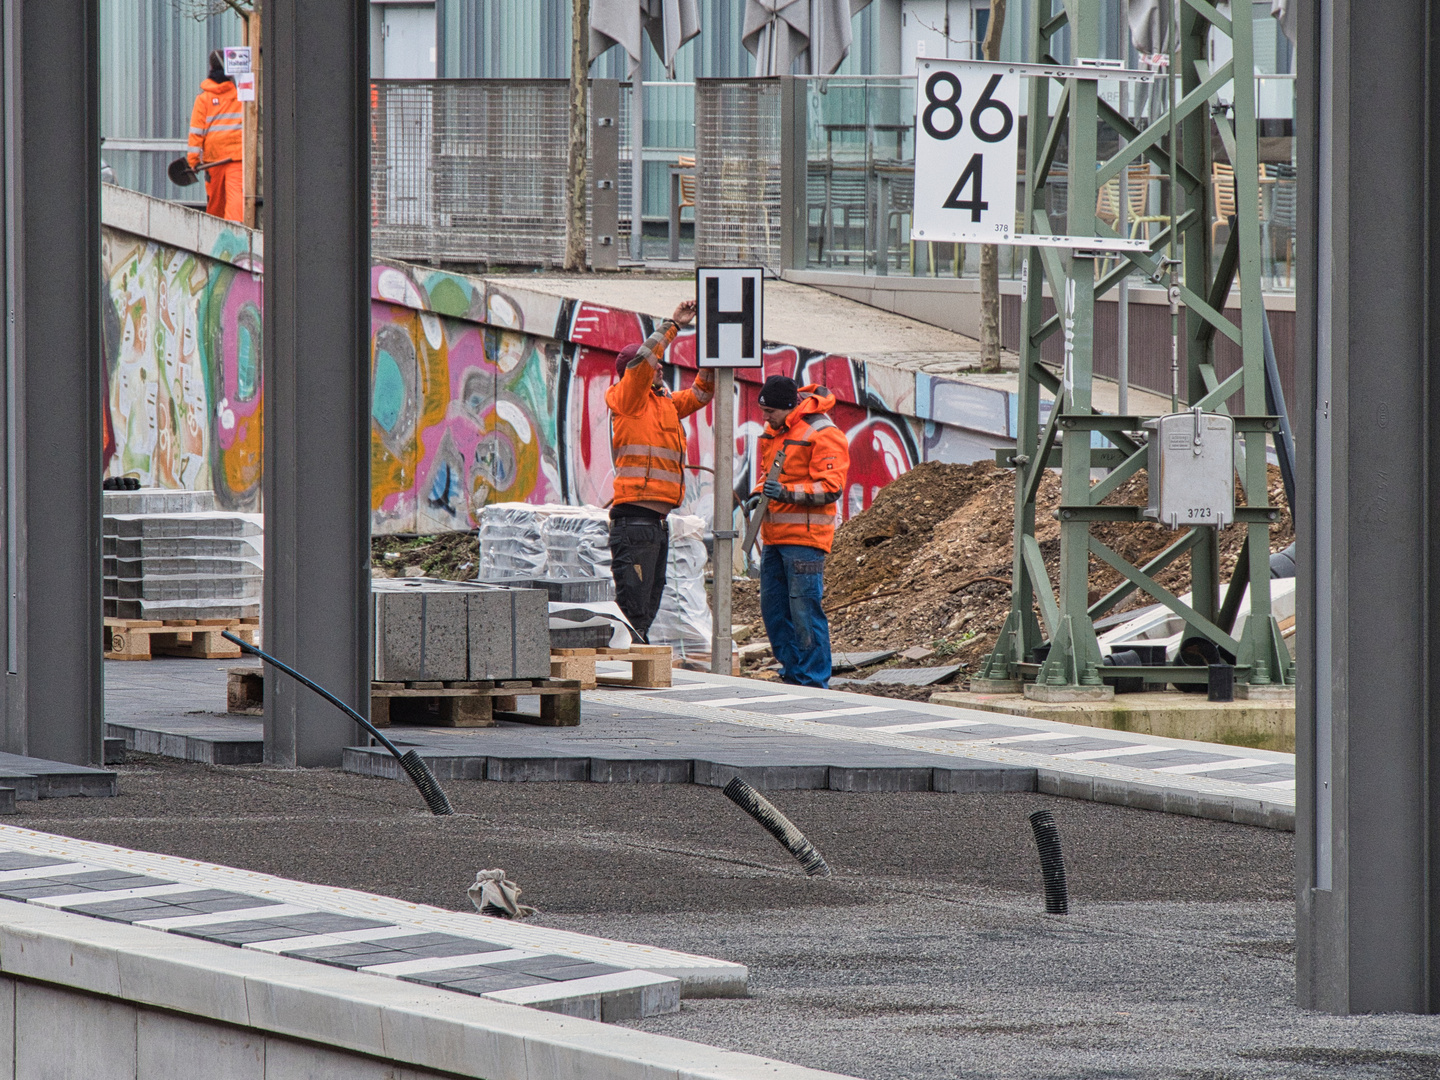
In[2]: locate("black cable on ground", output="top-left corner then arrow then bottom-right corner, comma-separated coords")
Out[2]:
221,631 -> 454,816
722,777 -> 831,877
1028,809 -> 1069,914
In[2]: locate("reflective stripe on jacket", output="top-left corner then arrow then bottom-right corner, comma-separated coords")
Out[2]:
605,322 -> 714,508
187,78 -> 243,167
754,385 -> 850,553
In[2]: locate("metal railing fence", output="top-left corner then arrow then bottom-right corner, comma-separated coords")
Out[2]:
372,79 -> 573,266
693,78 -> 783,269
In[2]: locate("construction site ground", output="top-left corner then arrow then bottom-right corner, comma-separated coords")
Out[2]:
83,658 -> 1435,1079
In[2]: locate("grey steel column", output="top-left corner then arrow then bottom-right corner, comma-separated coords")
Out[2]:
0,0 -> 103,765
1296,0 -> 1439,1012
262,0 -> 371,766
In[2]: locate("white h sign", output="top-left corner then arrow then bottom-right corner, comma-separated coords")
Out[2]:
911,59 -> 1021,246
695,267 -> 764,369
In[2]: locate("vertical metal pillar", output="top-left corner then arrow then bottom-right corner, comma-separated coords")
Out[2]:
711,368 -> 734,675
1295,0 -> 1440,1014
262,0 -> 371,766
0,0 -> 103,765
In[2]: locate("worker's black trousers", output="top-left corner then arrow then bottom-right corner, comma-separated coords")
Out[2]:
609,516 -> 669,644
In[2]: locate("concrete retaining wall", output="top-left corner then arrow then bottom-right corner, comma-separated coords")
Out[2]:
101,186 -> 1020,536
0,900 -> 846,1080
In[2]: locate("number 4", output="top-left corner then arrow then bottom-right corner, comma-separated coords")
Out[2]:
943,153 -> 988,222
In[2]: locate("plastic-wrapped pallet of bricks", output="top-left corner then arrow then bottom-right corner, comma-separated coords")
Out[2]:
541,506 -> 612,579
477,502 -> 548,581
102,488 -> 264,622
647,513 -> 712,654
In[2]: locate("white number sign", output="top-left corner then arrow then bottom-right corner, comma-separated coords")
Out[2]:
912,59 -> 1021,245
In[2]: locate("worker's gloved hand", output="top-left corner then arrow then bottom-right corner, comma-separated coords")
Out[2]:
743,494 -> 763,515
763,478 -> 787,501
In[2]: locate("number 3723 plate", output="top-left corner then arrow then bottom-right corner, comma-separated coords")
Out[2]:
911,60 -> 1022,246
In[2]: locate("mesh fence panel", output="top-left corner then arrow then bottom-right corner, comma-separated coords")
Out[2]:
372,80 -> 571,266
694,79 -> 782,268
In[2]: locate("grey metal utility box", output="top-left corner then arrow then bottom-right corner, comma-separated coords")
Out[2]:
1143,409 -> 1235,529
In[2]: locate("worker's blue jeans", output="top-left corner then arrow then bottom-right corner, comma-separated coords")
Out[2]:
760,544 -> 832,688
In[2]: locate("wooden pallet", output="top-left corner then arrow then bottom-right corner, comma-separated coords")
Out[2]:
371,677 -> 583,728
104,618 -> 258,661
550,645 -> 672,690
227,667 -> 263,715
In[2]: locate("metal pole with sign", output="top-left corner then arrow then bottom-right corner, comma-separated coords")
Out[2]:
695,267 -> 764,677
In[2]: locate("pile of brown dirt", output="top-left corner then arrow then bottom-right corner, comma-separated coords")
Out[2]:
821,461 -> 1293,676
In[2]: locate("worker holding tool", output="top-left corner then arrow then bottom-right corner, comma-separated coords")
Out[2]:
746,376 -> 850,688
186,50 -> 244,222
605,299 -> 711,643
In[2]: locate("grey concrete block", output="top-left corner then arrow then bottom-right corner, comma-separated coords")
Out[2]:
465,586 -> 549,680
0,787 -> 15,815
103,738 -> 127,766
466,588 -> 512,680
691,761 -> 831,789
486,757 -> 590,782
510,588 -> 551,679
828,767 -> 934,792
931,766 -> 1036,793
373,586 -> 471,682
588,758 -> 693,784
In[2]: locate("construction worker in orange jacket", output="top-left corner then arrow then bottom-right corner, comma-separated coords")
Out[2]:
187,50 -> 244,222
605,299 -> 711,643
748,376 -> 850,687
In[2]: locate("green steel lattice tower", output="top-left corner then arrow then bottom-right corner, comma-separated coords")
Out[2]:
974,0 -> 1294,697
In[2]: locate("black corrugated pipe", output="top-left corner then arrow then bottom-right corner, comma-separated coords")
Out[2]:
221,632 -> 455,816
722,777 -> 831,877
1028,809 -> 1069,915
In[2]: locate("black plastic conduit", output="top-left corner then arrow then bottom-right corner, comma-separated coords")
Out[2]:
221,632 -> 455,816
1028,809 -> 1069,915
722,777 -> 831,877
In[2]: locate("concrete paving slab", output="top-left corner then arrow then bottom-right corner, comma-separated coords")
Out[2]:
0,823 -> 748,1001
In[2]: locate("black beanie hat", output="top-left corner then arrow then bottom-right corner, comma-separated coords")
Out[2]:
757,375 -> 799,410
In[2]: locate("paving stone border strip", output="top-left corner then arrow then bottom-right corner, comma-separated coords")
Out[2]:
594,691 -> 1296,831
0,824 -> 747,998
0,899 -> 848,1080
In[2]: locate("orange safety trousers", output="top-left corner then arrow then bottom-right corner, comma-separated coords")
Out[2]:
205,160 -> 244,223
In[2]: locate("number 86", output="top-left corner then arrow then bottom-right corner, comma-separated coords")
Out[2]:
922,71 -> 1014,144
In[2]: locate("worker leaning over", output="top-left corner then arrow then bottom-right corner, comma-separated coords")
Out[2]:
187,50 -> 244,222
749,376 -> 850,688
605,299 -> 710,643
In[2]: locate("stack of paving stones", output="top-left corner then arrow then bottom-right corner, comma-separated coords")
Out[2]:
102,488 -> 263,621
373,578 -> 550,681
479,503 -> 615,648
0,847 -> 687,1020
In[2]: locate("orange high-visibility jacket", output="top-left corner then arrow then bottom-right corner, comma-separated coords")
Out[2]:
605,322 -> 714,509
753,385 -> 850,553
187,78 -> 243,168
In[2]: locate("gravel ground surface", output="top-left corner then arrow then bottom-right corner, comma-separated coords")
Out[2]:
16,757 -> 1440,1079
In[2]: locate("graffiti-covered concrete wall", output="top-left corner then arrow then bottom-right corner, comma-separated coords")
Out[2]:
101,186 -> 1018,534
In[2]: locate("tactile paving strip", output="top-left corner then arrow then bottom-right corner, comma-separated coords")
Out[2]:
0,828 -> 746,1018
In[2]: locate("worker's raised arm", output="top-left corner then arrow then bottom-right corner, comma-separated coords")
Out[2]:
671,367 -> 715,419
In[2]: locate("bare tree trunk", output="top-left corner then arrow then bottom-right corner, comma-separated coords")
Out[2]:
564,0 -> 590,271
978,0 -> 1008,373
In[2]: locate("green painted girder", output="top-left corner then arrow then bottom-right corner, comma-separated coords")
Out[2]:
980,0 -> 1293,691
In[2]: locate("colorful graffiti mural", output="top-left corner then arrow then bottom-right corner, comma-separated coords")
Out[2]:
102,230 -> 263,510
103,194 -> 1012,535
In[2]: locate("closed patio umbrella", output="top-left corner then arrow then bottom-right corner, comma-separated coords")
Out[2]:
742,0 -> 872,77
590,0 -> 701,260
